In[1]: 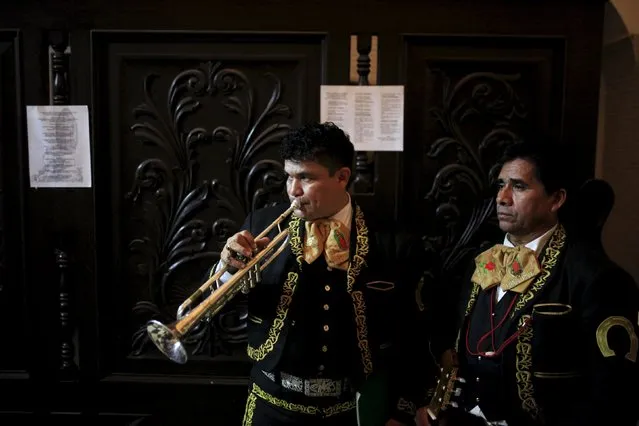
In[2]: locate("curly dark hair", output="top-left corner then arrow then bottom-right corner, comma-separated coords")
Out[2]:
279,122 -> 355,175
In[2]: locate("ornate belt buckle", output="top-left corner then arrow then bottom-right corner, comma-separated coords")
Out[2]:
305,377 -> 340,397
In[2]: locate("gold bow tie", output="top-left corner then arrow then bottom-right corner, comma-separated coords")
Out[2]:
471,244 -> 541,293
303,219 -> 350,271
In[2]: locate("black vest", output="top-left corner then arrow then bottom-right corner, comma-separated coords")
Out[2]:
278,254 -> 357,379
462,287 -> 520,421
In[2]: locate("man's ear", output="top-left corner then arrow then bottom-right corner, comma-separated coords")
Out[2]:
550,188 -> 567,213
336,167 -> 351,187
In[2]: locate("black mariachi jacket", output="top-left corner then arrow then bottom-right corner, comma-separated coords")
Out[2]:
236,200 -> 435,423
436,224 -> 639,426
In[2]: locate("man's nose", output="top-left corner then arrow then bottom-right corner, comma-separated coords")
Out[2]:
287,179 -> 303,197
496,187 -> 512,206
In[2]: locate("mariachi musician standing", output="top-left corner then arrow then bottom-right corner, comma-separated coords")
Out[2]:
217,122 -> 437,426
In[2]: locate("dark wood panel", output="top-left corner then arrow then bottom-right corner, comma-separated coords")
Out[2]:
91,31 -> 325,378
0,30 -> 28,373
40,377 -> 247,423
0,0 -> 605,35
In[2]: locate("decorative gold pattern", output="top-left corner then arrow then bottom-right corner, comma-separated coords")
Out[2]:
397,397 -> 417,416
347,206 -> 369,293
251,383 -> 356,417
464,283 -> 481,317
513,225 -> 566,314
242,390 -> 257,425
596,316 -> 638,363
246,272 -> 298,361
289,215 -> 304,266
352,290 -> 373,375
515,314 -> 538,419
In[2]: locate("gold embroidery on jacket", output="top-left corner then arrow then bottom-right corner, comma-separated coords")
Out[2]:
251,383 -> 356,417
347,206 -> 372,375
246,214 -> 304,361
246,272 -> 298,361
513,225 -> 565,314
242,391 -> 257,425
515,314 -> 538,419
347,206 -> 368,292
352,290 -> 373,375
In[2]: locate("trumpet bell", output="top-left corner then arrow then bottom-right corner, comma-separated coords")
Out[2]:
147,319 -> 188,364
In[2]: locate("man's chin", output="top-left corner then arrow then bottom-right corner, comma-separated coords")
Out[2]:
498,221 -> 514,233
293,209 -> 312,220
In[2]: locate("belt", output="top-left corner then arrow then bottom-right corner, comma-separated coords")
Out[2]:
262,370 -> 353,398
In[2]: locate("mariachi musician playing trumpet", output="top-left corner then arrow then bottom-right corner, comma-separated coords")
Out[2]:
419,140 -> 639,426
148,122 -> 437,426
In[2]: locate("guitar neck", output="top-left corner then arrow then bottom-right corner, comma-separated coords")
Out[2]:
426,366 -> 459,420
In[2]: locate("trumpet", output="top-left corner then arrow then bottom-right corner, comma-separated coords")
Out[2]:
146,200 -> 300,364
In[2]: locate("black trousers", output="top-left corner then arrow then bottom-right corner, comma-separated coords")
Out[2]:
242,384 -> 358,426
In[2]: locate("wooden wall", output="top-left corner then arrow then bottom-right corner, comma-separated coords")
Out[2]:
0,0 -> 606,424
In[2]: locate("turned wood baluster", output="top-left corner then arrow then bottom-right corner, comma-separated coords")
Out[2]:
351,34 -> 374,194
49,30 -> 77,375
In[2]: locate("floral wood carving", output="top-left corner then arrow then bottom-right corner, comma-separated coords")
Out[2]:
423,70 -> 528,273
127,61 -> 292,358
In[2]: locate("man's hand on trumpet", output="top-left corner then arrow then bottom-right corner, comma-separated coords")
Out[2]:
221,230 -> 271,270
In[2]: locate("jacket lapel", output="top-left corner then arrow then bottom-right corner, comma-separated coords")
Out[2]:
507,224 -> 567,325
346,202 -> 370,293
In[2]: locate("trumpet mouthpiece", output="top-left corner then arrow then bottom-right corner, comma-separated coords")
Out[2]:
291,199 -> 301,209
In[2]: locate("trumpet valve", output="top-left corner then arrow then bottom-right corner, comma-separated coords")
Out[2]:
240,277 -> 250,294
253,264 -> 261,285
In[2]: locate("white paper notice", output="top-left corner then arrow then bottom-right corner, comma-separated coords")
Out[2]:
26,105 -> 92,188
320,85 -> 404,151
